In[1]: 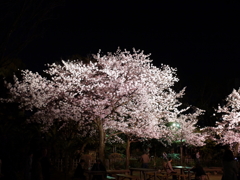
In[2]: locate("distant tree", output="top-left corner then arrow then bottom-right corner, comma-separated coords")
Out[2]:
165,107 -> 206,146
165,107 -> 206,163
211,89 -> 240,155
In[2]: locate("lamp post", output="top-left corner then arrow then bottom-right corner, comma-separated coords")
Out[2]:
167,122 -> 185,165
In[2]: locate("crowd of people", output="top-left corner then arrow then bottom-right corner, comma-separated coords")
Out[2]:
72,148 -> 240,180
18,147 -> 240,180
138,148 -> 240,180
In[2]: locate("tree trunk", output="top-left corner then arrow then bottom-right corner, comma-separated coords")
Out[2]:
63,154 -> 69,180
126,136 -> 131,169
232,142 -> 239,157
180,143 -> 183,165
98,121 -> 106,163
80,142 -> 87,157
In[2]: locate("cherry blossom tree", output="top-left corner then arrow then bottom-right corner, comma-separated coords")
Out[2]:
165,108 -> 206,146
164,107 -> 206,163
2,48 -> 203,162
211,89 -> 240,155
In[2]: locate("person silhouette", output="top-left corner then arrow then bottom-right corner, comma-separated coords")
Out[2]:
141,152 -> 150,168
73,159 -> 86,180
221,149 -> 238,180
91,159 -> 106,180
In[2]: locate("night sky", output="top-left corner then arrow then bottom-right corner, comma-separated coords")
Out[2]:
4,1 -> 240,106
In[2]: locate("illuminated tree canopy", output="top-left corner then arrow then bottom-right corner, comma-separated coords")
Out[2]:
165,108 -> 206,146
2,48 -> 205,160
211,89 -> 240,151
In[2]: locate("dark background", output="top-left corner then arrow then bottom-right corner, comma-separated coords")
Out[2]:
1,1 -> 240,107
0,2 -> 234,179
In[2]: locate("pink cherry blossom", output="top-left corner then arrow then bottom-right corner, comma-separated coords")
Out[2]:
2,48 -> 205,160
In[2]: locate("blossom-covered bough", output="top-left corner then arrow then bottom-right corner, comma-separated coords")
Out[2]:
2,48 -> 205,161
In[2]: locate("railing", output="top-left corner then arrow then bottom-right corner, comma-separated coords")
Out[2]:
51,158 -> 82,172
51,157 -> 222,172
51,158 -> 125,172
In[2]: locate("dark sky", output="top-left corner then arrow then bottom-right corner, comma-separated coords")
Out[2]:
16,2 -> 240,105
